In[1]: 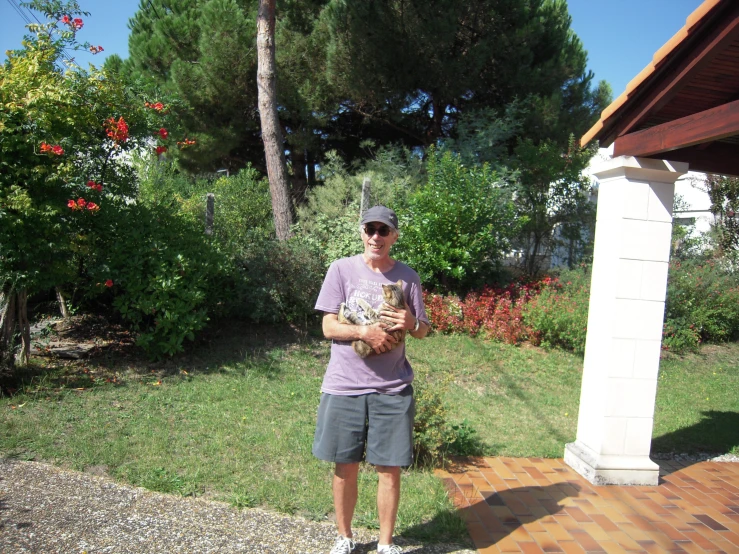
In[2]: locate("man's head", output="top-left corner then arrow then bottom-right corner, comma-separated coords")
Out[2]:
360,205 -> 398,261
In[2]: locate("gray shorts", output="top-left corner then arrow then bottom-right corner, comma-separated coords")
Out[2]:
312,386 -> 415,467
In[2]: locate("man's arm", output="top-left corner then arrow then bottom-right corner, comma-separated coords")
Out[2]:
322,313 -> 398,354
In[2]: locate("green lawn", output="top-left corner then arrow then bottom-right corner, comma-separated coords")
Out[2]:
1,322 -> 737,542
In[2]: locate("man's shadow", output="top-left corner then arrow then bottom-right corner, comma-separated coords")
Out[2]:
350,481 -> 580,553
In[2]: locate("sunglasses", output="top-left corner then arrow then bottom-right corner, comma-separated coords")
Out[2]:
363,224 -> 392,237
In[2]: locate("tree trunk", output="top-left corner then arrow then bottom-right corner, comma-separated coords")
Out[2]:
290,147 -> 308,206
56,286 -> 70,318
16,289 -> 30,366
257,0 -> 292,241
306,149 -> 316,189
0,285 -> 17,371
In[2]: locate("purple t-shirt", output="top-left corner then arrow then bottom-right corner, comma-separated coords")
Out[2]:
315,254 -> 429,395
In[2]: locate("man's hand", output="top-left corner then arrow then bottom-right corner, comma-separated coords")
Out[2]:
323,313 -> 397,354
379,304 -> 415,332
360,322 -> 398,354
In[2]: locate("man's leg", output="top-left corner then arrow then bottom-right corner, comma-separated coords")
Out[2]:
376,465 -> 401,545
334,462 -> 360,539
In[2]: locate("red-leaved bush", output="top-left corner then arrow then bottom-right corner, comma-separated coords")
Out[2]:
423,280 -> 548,345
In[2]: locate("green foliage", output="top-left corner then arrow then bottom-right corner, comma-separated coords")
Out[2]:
234,238 -> 326,326
138,161 -> 275,251
412,374 -> 482,467
125,0 -> 610,175
706,174 -> 739,260
297,146 -> 423,265
522,269 -> 590,354
663,259 -> 739,352
395,149 -> 520,293
508,136 -> 597,276
83,202 -> 229,359
0,8 -> 152,293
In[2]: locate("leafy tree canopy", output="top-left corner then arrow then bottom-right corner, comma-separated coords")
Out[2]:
125,0 -> 611,177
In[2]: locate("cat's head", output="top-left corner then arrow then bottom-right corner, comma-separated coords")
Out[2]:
381,280 -> 405,305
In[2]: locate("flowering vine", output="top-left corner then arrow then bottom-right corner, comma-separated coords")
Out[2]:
40,142 -> 64,155
105,116 -> 129,143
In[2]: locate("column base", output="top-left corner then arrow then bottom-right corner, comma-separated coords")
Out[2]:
564,441 -> 660,486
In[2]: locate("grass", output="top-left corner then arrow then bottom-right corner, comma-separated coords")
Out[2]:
1,320 -> 738,543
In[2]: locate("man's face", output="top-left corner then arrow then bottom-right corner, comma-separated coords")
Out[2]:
361,221 -> 398,261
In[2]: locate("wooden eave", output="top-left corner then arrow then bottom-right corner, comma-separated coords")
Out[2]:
581,0 -> 739,176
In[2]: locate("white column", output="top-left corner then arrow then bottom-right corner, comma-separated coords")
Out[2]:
564,156 -> 688,486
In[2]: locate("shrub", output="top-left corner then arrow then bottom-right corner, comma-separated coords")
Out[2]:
663,259 -> 739,352
297,146 -> 422,267
234,237 -> 326,326
522,269 -> 590,354
423,281 -> 539,344
138,161 -> 274,253
395,149 -> 521,293
83,201 -> 230,359
412,373 -> 482,467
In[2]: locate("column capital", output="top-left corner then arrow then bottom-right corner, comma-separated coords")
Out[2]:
592,156 -> 689,184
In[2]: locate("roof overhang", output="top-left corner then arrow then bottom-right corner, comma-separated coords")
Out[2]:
581,0 -> 739,176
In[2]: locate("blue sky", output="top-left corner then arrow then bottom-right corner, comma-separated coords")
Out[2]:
1,0 -> 703,100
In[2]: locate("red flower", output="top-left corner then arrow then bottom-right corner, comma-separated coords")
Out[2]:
86,202 -> 100,212
177,138 -> 196,149
77,197 -> 87,208
73,18 -> 84,30
105,116 -> 129,143
158,127 -> 168,139
61,15 -> 70,24
155,145 -> 168,156
40,143 -> 63,155
89,45 -> 104,54
105,279 -> 114,288
67,199 -> 76,209
86,180 -> 103,191
146,101 -> 165,112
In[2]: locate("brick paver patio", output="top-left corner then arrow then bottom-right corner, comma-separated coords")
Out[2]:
436,457 -> 739,553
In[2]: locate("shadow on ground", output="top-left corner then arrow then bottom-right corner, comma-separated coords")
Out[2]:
400,479 -> 580,552
1,316 -> 325,395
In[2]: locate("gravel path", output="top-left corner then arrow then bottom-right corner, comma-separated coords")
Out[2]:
0,458 -> 474,554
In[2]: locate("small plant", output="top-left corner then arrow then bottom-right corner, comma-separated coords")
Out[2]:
412,372 -> 482,466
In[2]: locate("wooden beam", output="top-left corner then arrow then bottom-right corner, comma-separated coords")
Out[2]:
613,98 -> 739,158
603,2 -> 739,145
645,142 -> 739,177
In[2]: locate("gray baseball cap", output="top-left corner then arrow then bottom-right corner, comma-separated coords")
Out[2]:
360,205 -> 398,229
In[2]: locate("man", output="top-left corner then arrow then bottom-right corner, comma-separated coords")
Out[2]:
313,205 -> 429,554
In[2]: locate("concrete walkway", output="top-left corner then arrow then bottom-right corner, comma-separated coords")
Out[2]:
0,458 -> 473,554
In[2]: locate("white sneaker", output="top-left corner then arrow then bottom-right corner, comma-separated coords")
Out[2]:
330,535 -> 356,554
377,545 -> 402,554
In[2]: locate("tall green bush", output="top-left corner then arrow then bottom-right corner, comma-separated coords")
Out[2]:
79,200 -> 230,358
234,238 -> 326,326
522,269 -> 590,354
663,259 -> 739,352
395,149 -> 521,293
297,146 -> 423,266
138,162 -> 274,252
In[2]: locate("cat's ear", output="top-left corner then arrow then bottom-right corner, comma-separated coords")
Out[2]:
396,279 -> 402,287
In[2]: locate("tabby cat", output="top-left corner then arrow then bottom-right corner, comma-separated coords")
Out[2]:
338,280 -> 407,358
